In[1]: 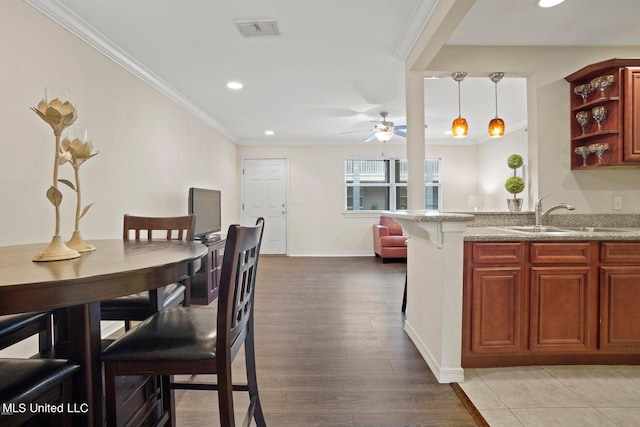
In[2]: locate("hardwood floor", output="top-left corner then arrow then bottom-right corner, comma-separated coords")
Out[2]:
174,256 -> 477,426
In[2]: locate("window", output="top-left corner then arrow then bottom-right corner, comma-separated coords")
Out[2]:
345,158 -> 441,211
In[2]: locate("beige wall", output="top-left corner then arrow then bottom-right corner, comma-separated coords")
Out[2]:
429,46 -> 640,213
0,0 -> 238,245
238,143 -> 478,255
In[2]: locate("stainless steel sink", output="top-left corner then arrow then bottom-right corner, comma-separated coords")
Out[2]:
499,225 -> 632,234
559,226 -> 632,233
501,226 -> 571,234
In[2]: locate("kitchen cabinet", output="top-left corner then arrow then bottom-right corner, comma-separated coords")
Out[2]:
463,240 -> 640,368
565,58 -> 640,169
599,242 -> 640,352
463,243 -> 526,357
529,242 -> 596,353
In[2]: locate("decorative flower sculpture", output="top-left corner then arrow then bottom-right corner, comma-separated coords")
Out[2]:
59,134 -> 98,252
32,98 -> 78,135
31,93 -> 80,261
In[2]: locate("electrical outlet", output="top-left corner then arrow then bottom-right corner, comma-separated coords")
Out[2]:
613,196 -> 623,210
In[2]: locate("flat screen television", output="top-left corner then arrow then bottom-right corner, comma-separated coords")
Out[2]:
188,187 -> 222,241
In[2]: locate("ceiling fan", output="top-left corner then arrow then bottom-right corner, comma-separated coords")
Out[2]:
341,112 -> 424,142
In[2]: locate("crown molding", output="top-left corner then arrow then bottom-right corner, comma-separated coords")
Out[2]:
392,0 -> 440,62
24,0 -> 238,143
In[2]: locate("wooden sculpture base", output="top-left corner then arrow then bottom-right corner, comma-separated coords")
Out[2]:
33,235 -> 81,262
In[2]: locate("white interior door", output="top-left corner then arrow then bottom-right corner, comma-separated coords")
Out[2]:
241,158 -> 288,254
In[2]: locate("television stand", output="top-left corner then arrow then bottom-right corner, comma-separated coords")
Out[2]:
196,233 -> 221,243
191,236 -> 225,305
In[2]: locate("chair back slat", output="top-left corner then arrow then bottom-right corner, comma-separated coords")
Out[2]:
217,218 -> 265,356
123,214 -> 195,242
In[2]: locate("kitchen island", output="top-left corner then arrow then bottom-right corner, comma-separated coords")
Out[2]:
383,211 -> 473,383
385,211 -> 640,383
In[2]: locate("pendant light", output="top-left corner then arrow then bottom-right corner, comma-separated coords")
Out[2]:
451,72 -> 468,138
488,72 -> 505,138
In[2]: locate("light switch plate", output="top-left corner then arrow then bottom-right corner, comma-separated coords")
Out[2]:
613,196 -> 623,210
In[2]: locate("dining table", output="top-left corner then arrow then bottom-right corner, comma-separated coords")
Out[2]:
0,239 -> 207,426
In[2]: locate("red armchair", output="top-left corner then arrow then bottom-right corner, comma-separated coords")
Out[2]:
373,216 -> 407,262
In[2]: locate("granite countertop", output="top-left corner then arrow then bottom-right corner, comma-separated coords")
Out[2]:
378,211 -> 640,241
464,226 -> 640,241
382,211 -> 474,222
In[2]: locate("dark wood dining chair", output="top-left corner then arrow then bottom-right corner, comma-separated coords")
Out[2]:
0,312 -> 53,356
0,313 -> 79,427
0,358 -> 80,427
102,218 -> 266,427
100,214 -> 196,330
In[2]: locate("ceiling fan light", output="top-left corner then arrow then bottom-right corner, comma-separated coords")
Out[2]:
375,130 -> 394,142
452,117 -> 468,138
488,117 -> 505,137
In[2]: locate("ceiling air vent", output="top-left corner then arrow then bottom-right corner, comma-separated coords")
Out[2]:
235,19 -> 280,37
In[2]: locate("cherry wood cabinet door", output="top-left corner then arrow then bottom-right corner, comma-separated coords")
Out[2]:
468,266 -> 524,354
624,67 -> 640,161
529,266 -> 593,353
600,265 -> 640,352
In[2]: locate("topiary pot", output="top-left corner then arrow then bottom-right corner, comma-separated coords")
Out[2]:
507,198 -> 523,212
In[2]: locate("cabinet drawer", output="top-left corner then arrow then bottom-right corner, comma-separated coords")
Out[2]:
472,242 -> 523,264
530,242 -> 591,264
601,242 -> 640,263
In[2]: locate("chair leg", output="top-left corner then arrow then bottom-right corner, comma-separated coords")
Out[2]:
217,351 -> 236,427
402,274 -> 407,313
182,277 -> 191,307
104,363 -> 123,427
245,316 -> 266,426
162,375 -> 176,427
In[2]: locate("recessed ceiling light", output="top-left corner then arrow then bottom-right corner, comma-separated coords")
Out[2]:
538,0 -> 565,7
264,130 -> 274,136
226,81 -> 243,90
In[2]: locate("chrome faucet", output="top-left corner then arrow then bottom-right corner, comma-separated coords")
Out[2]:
534,194 -> 575,226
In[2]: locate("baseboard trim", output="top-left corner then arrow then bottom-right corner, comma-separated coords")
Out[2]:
404,319 -> 464,383
288,252 -> 374,257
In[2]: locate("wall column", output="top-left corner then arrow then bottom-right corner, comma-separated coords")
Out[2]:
405,68 -> 426,210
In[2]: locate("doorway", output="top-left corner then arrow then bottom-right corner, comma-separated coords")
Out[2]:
241,158 -> 288,254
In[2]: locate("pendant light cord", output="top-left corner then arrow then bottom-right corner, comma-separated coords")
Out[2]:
494,81 -> 499,118
457,81 -> 462,118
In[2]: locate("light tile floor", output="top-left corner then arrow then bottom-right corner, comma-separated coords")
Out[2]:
459,365 -> 640,426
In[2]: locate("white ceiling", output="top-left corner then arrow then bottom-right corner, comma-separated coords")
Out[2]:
28,0 -> 640,146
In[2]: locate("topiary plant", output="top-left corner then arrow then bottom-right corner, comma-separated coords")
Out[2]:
505,154 -> 525,198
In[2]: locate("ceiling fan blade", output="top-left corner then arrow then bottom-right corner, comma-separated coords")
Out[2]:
394,124 -> 428,130
394,129 -> 407,137
340,128 -> 374,135
364,134 -> 377,143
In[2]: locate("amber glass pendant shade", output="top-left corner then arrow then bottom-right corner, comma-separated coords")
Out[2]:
488,117 -> 505,137
452,117 -> 468,138
451,72 -> 468,139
